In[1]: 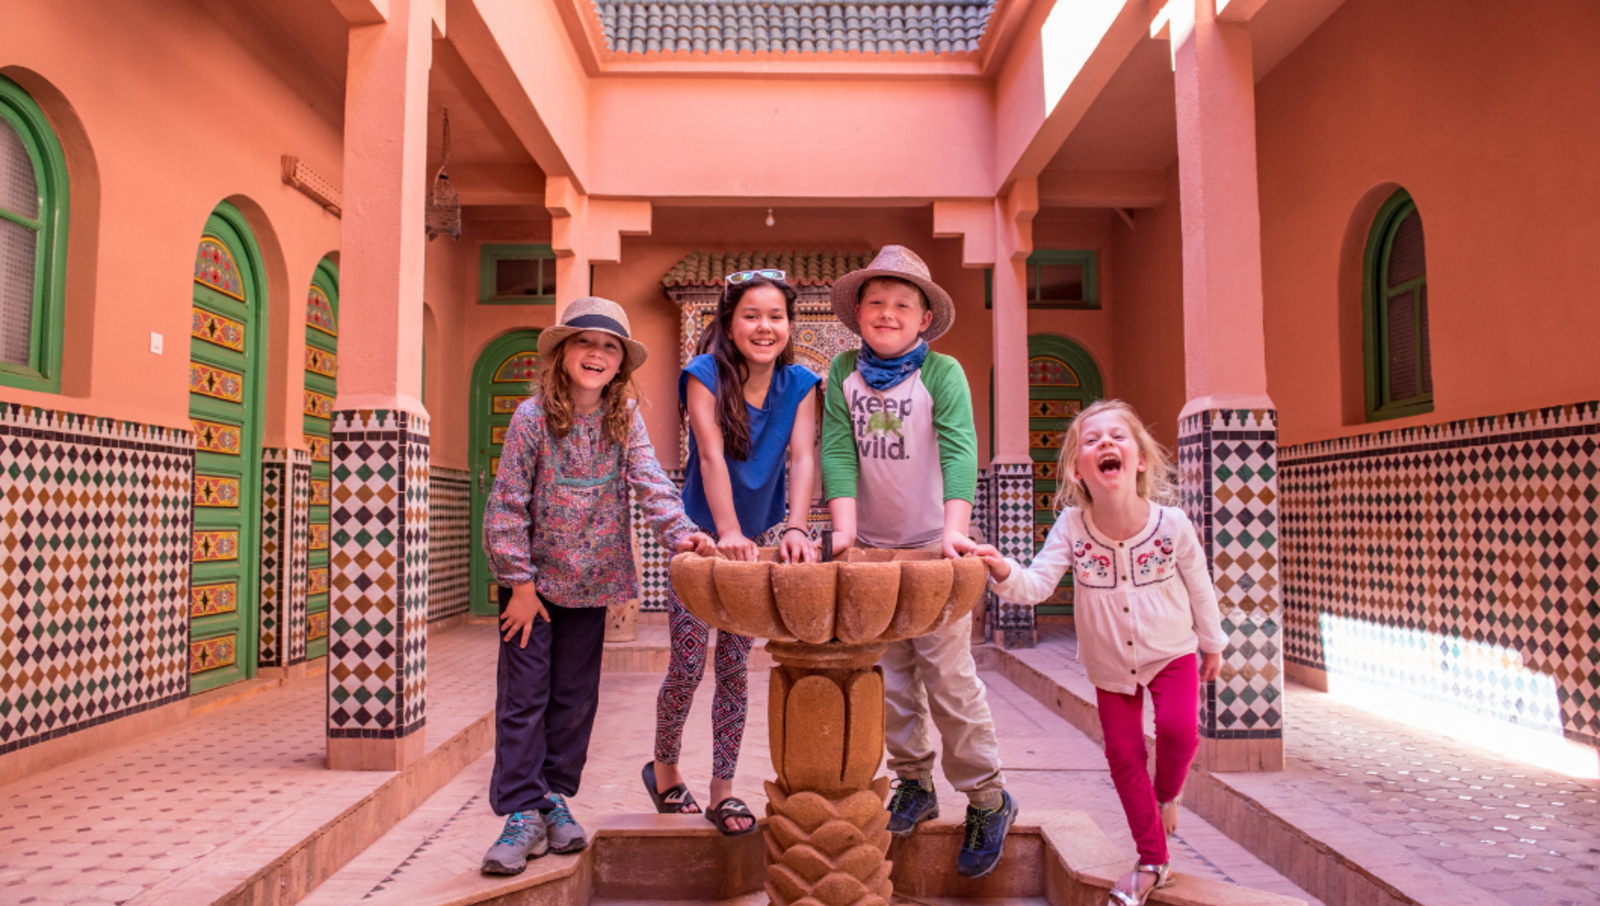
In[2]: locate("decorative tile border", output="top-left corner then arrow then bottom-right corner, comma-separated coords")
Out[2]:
1280,400 -> 1600,749
289,454 -> 310,665
0,403 -> 192,756
1179,408 -> 1282,741
990,461 -> 1037,648
328,409 -> 428,740
259,452 -> 288,668
428,467 -> 471,622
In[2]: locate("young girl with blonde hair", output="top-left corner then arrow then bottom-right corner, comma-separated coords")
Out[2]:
957,400 -> 1226,906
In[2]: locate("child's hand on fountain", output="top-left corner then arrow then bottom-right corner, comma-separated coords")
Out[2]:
678,532 -> 718,557
778,526 -> 819,564
951,536 -> 1011,581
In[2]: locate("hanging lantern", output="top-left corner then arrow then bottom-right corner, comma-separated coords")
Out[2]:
425,108 -> 461,241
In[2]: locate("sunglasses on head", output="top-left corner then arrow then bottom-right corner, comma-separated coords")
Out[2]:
725,269 -> 786,285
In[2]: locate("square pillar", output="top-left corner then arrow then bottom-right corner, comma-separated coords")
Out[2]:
1172,0 -> 1283,768
1178,407 -> 1283,771
990,187 -> 1038,649
331,0 -> 432,769
327,410 -> 429,770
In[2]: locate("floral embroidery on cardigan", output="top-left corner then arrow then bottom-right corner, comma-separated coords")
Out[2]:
1072,524 -> 1117,589
1131,520 -> 1177,588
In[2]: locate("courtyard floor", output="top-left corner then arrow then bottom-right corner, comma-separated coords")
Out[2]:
0,619 -> 1593,906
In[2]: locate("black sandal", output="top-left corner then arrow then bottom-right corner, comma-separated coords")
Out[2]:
705,796 -> 758,836
641,761 -> 700,814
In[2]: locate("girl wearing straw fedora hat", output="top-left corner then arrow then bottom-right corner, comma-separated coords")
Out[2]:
480,297 -> 714,875
819,246 -> 1018,879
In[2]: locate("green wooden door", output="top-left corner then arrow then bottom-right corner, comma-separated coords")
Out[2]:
189,207 -> 265,693
1026,335 -> 1102,617
469,331 -> 542,616
303,259 -> 338,659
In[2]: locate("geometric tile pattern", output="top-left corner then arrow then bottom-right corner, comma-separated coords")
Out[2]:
259,450 -> 289,668
989,460 -> 1036,648
327,409 -> 429,740
0,403 -> 193,755
289,453 -> 311,665
427,467 -> 471,622
1279,399 -> 1600,750
1178,407 -> 1282,741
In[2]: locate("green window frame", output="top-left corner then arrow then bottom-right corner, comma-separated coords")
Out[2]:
0,75 -> 69,393
480,243 -> 557,305
1363,190 -> 1433,421
983,250 -> 1099,310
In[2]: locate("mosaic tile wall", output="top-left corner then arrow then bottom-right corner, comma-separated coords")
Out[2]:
328,410 -> 429,741
989,461 -> 1037,648
259,448 -> 311,668
0,404 -> 193,755
1179,408 -> 1283,741
1279,401 -> 1600,749
428,467 -> 471,622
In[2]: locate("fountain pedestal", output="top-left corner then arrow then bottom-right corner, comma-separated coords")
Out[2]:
669,548 -> 988,906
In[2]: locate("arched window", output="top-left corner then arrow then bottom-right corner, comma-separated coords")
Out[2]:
0,75 -> 69,392
1363,189 -> 1432,420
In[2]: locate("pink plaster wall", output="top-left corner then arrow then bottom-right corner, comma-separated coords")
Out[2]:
1255,0 -> 1600,446
2,0 -> 345,445
1108,163 -> 1186,450
1027,209 -> 1118,401
593,207 -> 994,465
587,79 -> 998,199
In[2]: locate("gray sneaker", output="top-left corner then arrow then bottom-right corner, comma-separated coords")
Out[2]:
482,811 -> 548,875
544,793 -> 588,853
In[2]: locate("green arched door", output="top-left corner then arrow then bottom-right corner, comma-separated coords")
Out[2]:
469,330 -> 541,616
303,259 -> 338,659
189,206 -> 266,693
1026,334 -> 1102,616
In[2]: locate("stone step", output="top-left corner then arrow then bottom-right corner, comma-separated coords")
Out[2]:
986,642 -> 1509,906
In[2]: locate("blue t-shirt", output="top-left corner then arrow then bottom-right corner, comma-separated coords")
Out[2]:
680,354 -> 822,537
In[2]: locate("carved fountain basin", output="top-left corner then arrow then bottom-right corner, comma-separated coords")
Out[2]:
668,547 -> 989,650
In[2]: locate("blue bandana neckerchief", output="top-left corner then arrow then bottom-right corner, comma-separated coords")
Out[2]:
856,340 -> 929,391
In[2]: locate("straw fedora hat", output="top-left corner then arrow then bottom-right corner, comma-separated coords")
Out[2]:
536,297 -> 649,370
829,245 -> 956,342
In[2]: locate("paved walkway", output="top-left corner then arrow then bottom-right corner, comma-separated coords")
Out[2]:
303,666 -> 1322,905
0,623 -> 499,906
1006,625 -> 1600,906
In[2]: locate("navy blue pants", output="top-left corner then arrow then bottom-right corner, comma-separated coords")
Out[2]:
489,587 -> 608,816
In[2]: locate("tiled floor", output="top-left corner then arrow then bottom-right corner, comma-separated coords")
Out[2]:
0,622 -> 499,906
302,667 -> 1323,905
1010,625 -> 1600,906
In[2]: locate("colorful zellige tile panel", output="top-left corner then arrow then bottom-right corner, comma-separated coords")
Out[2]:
328,409 -> 429,740
190,363 -> 244,403
428,468 -> 472,622
1280,400 -> 1600,748
192,308 -> 245,351
1180,408 -> 1283,740
0,405 -> 192,756
194,236 -> 245,300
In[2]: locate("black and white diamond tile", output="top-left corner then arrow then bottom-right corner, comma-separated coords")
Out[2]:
328,409 -> 428,740
289,452 -> 311,665
991,461 -> 1036,647
261,448 -> 311,668
1180,408 -> 1282,740
1280,399 -> 1600,749
428,467 -> 472,622
0,404 -> 193,755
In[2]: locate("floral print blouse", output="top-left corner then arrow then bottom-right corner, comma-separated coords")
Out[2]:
482,397 -> 693,609
990,504 -> 1228,695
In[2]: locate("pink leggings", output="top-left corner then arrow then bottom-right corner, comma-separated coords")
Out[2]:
1094,653 -> 1200,865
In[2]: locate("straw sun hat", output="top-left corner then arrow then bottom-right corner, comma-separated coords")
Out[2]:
829,245 -> 956,342
536,296 -> 650,370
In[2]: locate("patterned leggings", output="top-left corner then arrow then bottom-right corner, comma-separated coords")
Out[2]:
653,586 -> 754,780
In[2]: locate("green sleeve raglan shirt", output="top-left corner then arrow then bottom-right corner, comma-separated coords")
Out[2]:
821,349 -> 978,548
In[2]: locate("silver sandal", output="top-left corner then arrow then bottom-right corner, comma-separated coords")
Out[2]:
1108,861 -> 1171,906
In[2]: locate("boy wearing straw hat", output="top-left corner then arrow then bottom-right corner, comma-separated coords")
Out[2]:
820,245 -> 1018,879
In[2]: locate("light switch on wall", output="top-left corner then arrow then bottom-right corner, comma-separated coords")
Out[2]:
150,332 -> 163,355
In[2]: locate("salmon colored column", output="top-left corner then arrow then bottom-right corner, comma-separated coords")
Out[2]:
1171,0 -> 1283,772
937,187 -> 1039,649
327,0 -> 433,771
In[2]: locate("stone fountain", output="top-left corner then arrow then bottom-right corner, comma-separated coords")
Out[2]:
669,547 -> 989,906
